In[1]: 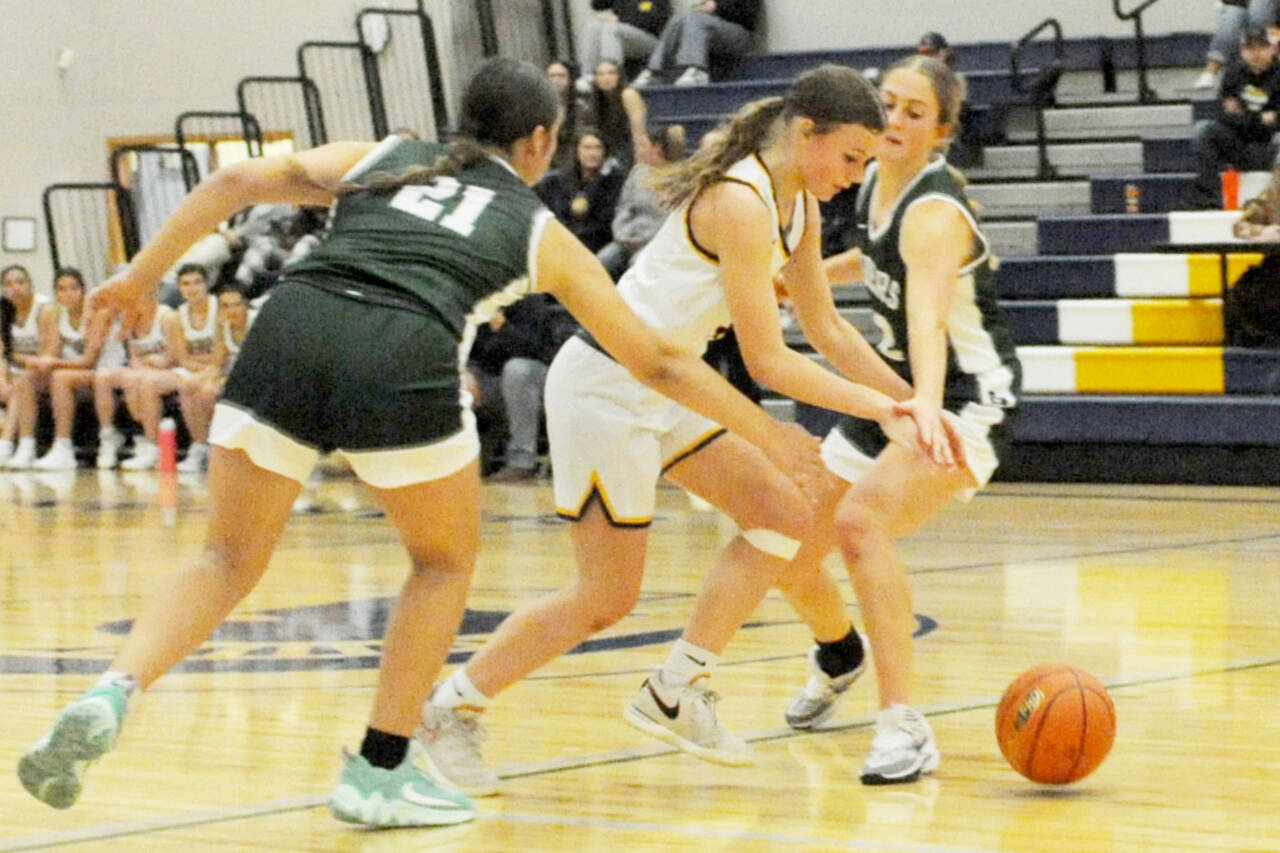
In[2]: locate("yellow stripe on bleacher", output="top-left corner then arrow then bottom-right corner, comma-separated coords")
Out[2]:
1130,299 -> 1223,345
1225,253 -> 1265,290
1074,347 -> 1224,394
1186,253 -> 1223,297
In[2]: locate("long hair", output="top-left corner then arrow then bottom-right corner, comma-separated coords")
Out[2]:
341,57 -> 559,193
649,64 -> 884,208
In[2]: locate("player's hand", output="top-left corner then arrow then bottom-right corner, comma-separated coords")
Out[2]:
85,268 -> 153,338
763,421 -> 825,507
888,396 -> 963,470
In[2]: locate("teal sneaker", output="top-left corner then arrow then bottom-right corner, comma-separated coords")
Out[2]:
18,683 -> 129,809
328,750 -> 476,827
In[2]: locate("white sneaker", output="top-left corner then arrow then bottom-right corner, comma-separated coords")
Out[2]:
177,442 -> 209,473
120,440 -> 158,471
785,642 -> 867,730
0,439 -> 14,468
631,68 -> 656,88
623,674 -> 754,766
96,430 -> 125,470
416,705 -> 500,796
860,704 -> 940,785
34,441 -> 78,471
6,439 -> 36,470
673,66 -> 710,87
1193,69 -> 1220,90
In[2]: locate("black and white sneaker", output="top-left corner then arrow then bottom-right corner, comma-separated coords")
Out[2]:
859,704 -> 940,785
784,643 -> 866,729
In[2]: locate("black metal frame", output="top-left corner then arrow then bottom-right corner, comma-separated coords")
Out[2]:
298,40 -> 388,140
235,75 -> 328,149
41,182 -> 137,276
366,5 -> 449,135
1113,0 -> 1163,103
174,110 -> 264,189
475,0 -> 499,56
1011,18 -> 1065,180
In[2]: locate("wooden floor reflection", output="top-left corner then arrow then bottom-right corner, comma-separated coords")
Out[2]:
2,468 -> 1278,852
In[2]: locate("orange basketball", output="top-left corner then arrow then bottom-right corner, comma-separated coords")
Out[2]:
995,663 -> 1115,784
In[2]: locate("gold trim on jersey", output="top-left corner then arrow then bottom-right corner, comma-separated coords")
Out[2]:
660,427 -> 728,474
555,472 -> 653,528
751,152 -> 793,259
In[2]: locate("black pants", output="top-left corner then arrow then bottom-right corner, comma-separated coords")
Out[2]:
1189,120 -> 1275,209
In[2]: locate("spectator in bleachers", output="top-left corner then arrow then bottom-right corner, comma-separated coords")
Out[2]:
577,0 -> 672,92
1189,24 -> 1280,208
21,269 -> 115,470
466,294 -> 561,482
546,60 -> 585,172
596,122 -> 687,279
176,285 -> 256,473
118,263 -> 218,470
1232,149 -> 1280,237
93,287 -> 172,470
576,59 -> 651,169
917,31 -> 955,67
3,268 -> 111,469
536,129 -> 627,253
631,0 -> 760,88
0,265 -> 53,468
1198,0 -> 1251,89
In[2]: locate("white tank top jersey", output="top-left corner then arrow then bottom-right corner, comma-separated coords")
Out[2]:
127,306 -> 173,360
9,294 -> 51,357
179,296 -> 218,356
57,305 -> 86,359
616,153 -> 807,355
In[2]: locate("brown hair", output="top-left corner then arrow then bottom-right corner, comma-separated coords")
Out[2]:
884,54 -> 967,146
648,64 -> 884,208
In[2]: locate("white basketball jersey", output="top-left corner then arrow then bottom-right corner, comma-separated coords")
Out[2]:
616,153 -> 807,355
10,295 -> 50,357
57,306 -> 86,359
128,306 -> 172,360
179,296 -> 218,356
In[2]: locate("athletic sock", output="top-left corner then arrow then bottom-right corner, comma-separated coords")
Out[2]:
658,638 -> 719,687
359,727 -> 409,770
95,669 -> 139,698
815,627 -> 864,678
432,668 -> 490,710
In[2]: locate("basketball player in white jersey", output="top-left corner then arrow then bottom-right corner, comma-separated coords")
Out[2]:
421,65 -> 962,793
91,289 -> 174,469
176,285 -> 255,473
0,265 -> 53,467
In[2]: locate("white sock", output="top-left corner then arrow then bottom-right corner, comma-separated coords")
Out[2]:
16,436 -> 35,453
432,668 -> 490,710
0,439 -> 13,454
52,437 -> 72,450
99,426 -> 120,440
658,639 -> 719,687
95,670 -> 140,700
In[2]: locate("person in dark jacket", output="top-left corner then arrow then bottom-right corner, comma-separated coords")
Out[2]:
631,0 -> 759,87
536,129 -> 626,252
1189,24 -> 1280,208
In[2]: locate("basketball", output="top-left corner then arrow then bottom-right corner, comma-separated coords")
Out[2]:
995,663 -> 1115,784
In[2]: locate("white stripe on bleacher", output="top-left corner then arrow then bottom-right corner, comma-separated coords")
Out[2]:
1113,253 -> 1192,298
1056,299 -> 1135,345
1167,210 -> 1243,244
1016,346 -> 1077,393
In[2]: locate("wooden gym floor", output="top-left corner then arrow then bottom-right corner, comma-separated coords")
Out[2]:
1,468 -> 1278,852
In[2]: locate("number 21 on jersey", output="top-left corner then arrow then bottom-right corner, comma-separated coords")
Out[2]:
390,177 -> 495,238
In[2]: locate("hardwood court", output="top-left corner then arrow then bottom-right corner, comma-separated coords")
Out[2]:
1,468 -> 1278,852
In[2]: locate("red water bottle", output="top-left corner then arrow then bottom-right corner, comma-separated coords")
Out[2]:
1221,168 -> 1240,210
157,417 -> 177,474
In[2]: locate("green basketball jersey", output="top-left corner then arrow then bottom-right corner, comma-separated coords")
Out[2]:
285,137 -> 552,338
850,156 -> 1019,409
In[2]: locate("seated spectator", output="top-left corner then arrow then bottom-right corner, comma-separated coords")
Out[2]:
546,60 -> 585,172
118,263 -> 218,470
536,129 -> 627,253
1189,25 -> 1280,208
578,0 -> 671,92
1198,0 -> 1251,89
5,268 -> 112,469
0,265 -> 54,468
176,285 -> 256,473
632,0 -> 760,88
917,31 -> 955,67
92,288 -> 173,469
577,59 -> 651,169
20,269 -> 114,470
597,123 -> 688,280
466,295 -> 561,482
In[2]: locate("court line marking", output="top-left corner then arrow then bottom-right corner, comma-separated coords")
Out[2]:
6,652 -> 1278,851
